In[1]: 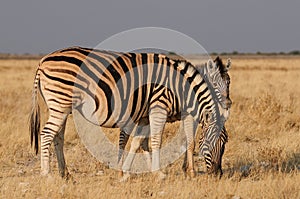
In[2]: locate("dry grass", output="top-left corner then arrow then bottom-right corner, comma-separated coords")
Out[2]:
0,56 -> 300,198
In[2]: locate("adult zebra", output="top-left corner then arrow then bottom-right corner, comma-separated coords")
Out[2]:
118,57 -> 231,178
29,46 -> 230,178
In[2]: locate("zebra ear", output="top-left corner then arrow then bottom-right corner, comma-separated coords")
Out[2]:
207,59 -> 217,74
226,58 -> 231,71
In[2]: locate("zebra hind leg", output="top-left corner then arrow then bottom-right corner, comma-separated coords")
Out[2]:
118,130 -> 130,177
40,112 -> 68,176
53,120 -> 70,179
120,135 -> 145,182
141,136 -> 151,172
121,136 -> 143,171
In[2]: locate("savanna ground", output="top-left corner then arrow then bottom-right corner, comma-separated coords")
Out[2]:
0,55 -> 299,198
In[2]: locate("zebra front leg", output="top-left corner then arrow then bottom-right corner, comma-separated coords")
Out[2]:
183,115 -> 196,178
118,130 -> 130,177
141,136 -> 151,172
149,108 -> 167,179
182,146 -> 196,178
182,152 -> 188,173
53,121 -> 69,179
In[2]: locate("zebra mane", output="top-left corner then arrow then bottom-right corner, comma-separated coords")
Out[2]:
194,56 -> 229,77
171,58 -> 195,72
214,56 -> 230,75
171,58 -> 191,65
194,63 -> 206,76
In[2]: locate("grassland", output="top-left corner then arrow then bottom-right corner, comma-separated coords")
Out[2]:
0,55 -> 299,198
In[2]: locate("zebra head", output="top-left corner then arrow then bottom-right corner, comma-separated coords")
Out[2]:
200,125 -> 228,177
199,111 -> 224,169
205,57 -> 232,111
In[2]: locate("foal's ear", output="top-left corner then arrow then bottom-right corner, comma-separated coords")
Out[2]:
226,58 -> 231,71
214,56 -> 221,63
207,59 -> 217,73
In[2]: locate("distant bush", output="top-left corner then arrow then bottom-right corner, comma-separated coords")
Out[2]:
207,50 -> 300,56
288,50 -> 300,55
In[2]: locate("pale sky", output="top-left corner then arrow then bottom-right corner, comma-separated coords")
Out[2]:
0,0 -> 299,54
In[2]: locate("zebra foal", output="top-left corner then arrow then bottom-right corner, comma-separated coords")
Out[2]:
118,57 -> 231,178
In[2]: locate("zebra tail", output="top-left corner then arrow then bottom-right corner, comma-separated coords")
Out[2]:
29,69 -> 41,155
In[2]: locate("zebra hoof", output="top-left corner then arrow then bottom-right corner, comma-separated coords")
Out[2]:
64,171 -> 72,181
118,170 -> 124,177
59,168 -> 70,180
154,171 -> 166,181
187,170 -> 196,178
119,172 -> 131,182
40,170 -> 50,176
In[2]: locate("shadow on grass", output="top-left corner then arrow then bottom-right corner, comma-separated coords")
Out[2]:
220,152 -> 300,180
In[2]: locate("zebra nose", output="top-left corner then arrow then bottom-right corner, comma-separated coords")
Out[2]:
221,94 -> 232,109
226,98 -> 232,108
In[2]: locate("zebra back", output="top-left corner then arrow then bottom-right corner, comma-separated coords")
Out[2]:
38,47 -> 223,128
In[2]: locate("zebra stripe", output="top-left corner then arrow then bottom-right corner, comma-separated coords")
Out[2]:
29,46 -> 230,178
